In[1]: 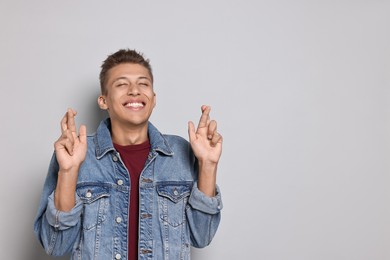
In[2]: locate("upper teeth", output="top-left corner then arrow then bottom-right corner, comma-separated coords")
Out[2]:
126,102 -> 144,108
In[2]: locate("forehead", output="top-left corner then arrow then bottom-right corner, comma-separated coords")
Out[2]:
107,63 -> 152,83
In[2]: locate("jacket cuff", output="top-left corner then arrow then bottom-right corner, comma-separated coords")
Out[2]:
189,182 -> 223,214
45,191 -> 83,230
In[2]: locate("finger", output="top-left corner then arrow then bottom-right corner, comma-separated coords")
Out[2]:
197,105 -> 211,130
67,108 -> 77,133
207,120 -> 217,140
60,109 -> 76,133
64,130 -> 75,154
79,124 -> 87,144
188,121 -> 196,143
210,132 -> 223,147
55,130 -> 75,155
60,112 -> 68,133
63,139 -> 74,155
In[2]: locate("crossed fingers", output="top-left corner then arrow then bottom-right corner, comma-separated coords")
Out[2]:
61,108 -> 77,134
190,105 -> 222,147
58,108 -> 78,155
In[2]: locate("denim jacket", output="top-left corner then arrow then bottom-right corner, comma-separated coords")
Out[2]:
34,119 -> 222,260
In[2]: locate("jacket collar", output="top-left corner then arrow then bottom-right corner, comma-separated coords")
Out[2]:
94,118 -> 174,159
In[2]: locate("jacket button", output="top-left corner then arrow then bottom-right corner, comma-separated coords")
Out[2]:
116,217 -> 122,223
86,192 -> 92,198
115,253 -> 121,259
117,180 -> 124,185
112,155 -> 118,162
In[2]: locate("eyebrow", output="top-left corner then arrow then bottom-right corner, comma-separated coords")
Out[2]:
112,76 -> 152,83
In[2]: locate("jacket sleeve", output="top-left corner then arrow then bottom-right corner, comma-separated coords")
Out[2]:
183,138 -> 223,248
33,153 -> 83,256
187,182 -> 223,248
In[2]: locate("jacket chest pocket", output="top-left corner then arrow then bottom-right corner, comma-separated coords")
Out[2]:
77,184 -> 110,231
156,182 -> 192,227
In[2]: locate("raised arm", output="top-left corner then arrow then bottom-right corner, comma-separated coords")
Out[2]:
188,105 -> 223,197
54,108 -> 87,211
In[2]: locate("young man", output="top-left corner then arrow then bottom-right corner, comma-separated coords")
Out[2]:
34,49 -> 223,260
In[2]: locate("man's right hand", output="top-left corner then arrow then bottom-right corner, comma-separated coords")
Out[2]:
54,108 -> 87,171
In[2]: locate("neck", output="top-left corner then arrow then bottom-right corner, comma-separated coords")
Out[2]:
111,121 -> 149,146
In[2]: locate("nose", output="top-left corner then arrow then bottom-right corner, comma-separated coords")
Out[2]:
127,83 -> 140,96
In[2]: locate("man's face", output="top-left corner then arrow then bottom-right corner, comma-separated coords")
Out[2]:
98,63 -> 156,129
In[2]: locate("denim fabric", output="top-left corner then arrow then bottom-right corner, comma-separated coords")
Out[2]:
34,119 -> 222,260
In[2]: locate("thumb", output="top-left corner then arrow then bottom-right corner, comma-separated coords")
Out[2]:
79,124 -> 87,144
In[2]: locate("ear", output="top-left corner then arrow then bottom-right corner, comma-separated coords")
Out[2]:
98,95 -> 108,110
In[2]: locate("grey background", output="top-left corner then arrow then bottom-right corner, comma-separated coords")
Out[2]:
0,0 -> 389,259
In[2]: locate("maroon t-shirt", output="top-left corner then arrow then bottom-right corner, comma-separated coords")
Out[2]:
114,140 -> 150,260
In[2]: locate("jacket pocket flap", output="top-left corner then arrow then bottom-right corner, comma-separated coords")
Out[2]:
77,184 -> 110,204
156,182 -> 192,203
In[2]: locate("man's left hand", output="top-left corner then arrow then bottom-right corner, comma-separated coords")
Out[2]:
188,105 -> 223,165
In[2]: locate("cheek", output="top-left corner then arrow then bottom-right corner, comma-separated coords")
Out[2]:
107,91 -> 123,104
142,90 -> 155,102
149,94 -> 156,108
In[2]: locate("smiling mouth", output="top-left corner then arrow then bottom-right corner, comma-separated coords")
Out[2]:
123,102 -> 145,108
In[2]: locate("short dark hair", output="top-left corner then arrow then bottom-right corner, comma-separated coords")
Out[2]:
99,49 -> 153,94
